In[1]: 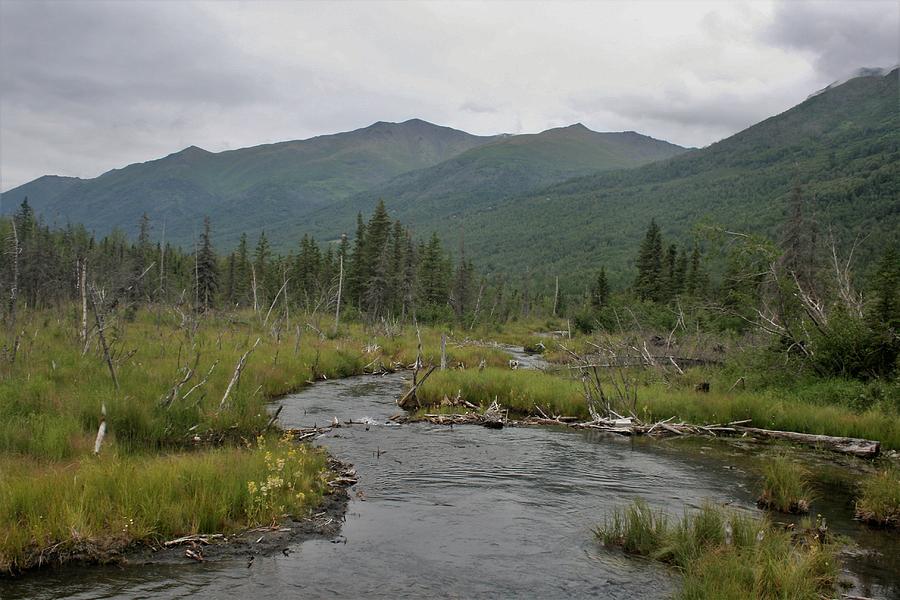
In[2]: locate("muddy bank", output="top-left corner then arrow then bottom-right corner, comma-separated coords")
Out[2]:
124,458 -> 354,568
1,458 -> 354,578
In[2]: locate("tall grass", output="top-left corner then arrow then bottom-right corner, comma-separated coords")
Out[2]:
757,455 -> 814,513
855,467 -> 900,528
417,368 -> 589,418
0,310 -> 511,461
415,367 -> 900,448
0,308 -> 514,573
0,436 -> 328,574
597,500 -> 838,600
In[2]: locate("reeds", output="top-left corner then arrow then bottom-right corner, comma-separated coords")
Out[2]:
0,436 -> 328,574
597,499 -> 837,600
855,466 -> 900,528
757,455 -> 814,514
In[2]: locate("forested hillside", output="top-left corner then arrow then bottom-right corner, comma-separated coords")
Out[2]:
0,119 -> 500,247
367,69 -> 899,289
295,125 -> 686,240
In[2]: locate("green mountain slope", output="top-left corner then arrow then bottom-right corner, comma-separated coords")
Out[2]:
1,119 -> 499,246
296,125 -> 687,240
352,69 -> 899,289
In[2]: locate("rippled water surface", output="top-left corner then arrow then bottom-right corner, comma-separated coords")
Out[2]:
5,365 -> 898,599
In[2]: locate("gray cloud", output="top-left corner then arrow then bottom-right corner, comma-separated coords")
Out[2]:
1,0 -> 898,192
761,0 -> 899,79
460,101 -> 501,115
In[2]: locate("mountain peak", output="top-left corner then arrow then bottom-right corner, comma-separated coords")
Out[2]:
807,64 -> 899,99
176,145 -> 211,156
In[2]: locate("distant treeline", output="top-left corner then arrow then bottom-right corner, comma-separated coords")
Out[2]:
1,190 -> 898,379
0,199 -> 546,324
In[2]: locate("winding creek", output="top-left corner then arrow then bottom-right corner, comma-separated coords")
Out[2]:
4,350 -> 899,599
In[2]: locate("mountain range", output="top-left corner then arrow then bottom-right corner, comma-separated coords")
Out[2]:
2,68 -> 897,287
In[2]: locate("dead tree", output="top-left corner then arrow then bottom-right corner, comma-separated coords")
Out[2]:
88,284 -> 120,391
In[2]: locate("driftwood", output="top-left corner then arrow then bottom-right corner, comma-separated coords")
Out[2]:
218,337 -> 260,411
404,406 -> 882,458
164,533 -> 224,547
732,426 -> 880,458
397,365 -> 436,409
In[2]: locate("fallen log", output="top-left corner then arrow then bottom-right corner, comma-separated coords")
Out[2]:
406,407 -> 883,459
733,427 -> 880,458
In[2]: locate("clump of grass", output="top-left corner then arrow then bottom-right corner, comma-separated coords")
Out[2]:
0,435 -> 328,575
598,499 -> 668,555
855,467 -> 900,528
522,339 -> 546,354
596,499 -> 838,600
757,455 -> 814,514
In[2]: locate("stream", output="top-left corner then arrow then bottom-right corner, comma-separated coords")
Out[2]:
4,350 -> 898,599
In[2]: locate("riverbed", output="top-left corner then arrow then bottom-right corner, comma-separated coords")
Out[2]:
4,367 -> 898,599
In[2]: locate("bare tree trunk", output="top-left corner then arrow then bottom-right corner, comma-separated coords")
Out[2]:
282,264 -> 290,323
7,220 -> 19,329
333,255 -> 343,336
157,221 -> 165,332
251,264 -> 259,313
93,403 -> 107,455
440,333 -> 447,370
194,240 -> 200,312
263,279 -> 289,327
5,221 -> 20,363
553,276 -> 559,317
219,337 -> 261,412
89,285 -> 119,391
469,281 -> 484,330
80,259 -> 88,350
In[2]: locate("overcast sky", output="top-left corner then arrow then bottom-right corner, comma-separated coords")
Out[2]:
1,0 -> 897,191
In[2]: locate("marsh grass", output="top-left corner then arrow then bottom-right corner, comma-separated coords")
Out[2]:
0,308 -> 515,574
0,436 -> 328,574
596,500 -> 838,600
415,367 -> 900,449
855,467 -> 900,528
757,455 -> 814,514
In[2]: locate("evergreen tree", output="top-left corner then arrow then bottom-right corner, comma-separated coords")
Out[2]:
674,248 -> 688,298
634,220 -> 663,302
347,213 -> 367,308
224,252 -> 237,306
591,267 -> 609,308
871,245 -> 900,331
253,231 -> 271,308
418,233 -> 450,306
685,243 -> 706,297
779,184 -> 819,294
233,234 -> 251,306
663,243 -> 678,301
401,233 -> 417,317
131,213 -> 153,301
195,217 -> 218,311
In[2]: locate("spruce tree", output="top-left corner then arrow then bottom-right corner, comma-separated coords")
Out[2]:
348,213 -> 367,308
634,220 -> 663,302
234,234 -> 251,306
253,231 -> 271,308
872,245 -> 900,331
195,217 -> 218,311
591,267 -> 609,308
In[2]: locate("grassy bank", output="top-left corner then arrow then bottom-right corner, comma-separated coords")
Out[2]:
0,437 -> 327,574
415,367 -> 900,449
0,308 -> 510,574
596,500 -> 837,599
